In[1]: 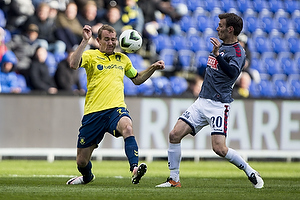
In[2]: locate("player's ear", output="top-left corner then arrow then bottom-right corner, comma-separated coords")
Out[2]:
228,26 -> 234,33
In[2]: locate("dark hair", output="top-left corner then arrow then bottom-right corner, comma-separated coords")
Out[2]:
219,13 -> 243,36
97,24 -> 116,39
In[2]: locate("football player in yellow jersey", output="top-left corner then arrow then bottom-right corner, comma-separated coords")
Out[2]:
66,24 -> 165,185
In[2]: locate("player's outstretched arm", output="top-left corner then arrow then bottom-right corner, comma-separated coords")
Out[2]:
70,25 -> 92,70
131,60 -> 165,85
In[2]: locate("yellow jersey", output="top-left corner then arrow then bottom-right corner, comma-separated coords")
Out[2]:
81,49 -> 137,115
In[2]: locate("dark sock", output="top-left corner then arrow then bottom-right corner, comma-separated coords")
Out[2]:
78,161 -> 93,183
124,136 -> 139,171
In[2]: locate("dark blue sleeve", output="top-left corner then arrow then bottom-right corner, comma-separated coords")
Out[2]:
216,55 -> 239,79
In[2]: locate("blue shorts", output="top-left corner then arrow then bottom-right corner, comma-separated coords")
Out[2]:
77,107 -> 131,148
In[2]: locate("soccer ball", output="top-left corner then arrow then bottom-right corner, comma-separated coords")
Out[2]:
119,29 -> 142,53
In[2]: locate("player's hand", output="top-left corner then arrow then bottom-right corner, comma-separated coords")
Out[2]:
82,25 -> 93,41
210,37 -> 220,57
152,60 -> 165,70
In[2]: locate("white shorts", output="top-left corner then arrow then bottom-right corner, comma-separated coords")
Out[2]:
179,98 -> 230,136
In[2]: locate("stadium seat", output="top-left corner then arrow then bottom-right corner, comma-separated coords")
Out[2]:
269,30 -> 289,53
123,76 -> 138,96
177,49 -> 195,71
179,15 -> 196,33
294,52 -> 300,72
137,78 -> 154,96
204,0 -> 221,12
243,9 -> 260,33
284,0 -> 300,15
252,30 -> 273,54
186,0 -> 205,12
252,0 -> 269,13
274,9 -> 294,34
202,28 -> 218,52
170,34 -> 190,51
159,48 -> 177,72
127,53 -> 145,71
284,30 -> 300,54
187,33 -> 207,52
258,74 -> 276,98
237,0 -> 254,14
195,12 -> 213,33
277,52 -> 299,75
291,10 -> 300,33
151,76 -> 173,96
152,34 -> 172,53
260,52 -> 280,76
272,74 -> 292,98
210,7 -> 223,30
169,76 -> 188,95
268,0 -> 285,13
259,9 -> 277,33
287,74 -> 300,98
220,0 -> 238,12
249,82 -> 261,98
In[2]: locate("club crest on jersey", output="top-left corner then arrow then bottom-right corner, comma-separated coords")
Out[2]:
207,56 -> 218,70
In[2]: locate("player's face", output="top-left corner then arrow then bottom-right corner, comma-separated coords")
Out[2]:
216,19 -> 230,41
98,30 -> 117,55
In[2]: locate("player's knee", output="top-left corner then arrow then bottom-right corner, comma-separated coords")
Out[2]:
121,124 -> 133,138
169,130 -> 182,143
212,145 -> 227,157
77,159 -> 89,168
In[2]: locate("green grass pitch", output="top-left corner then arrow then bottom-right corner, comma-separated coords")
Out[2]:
0,160 -> 299,200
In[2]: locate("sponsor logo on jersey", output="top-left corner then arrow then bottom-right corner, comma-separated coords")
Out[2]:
207,56 -> 218,70
97,64 -> 123,71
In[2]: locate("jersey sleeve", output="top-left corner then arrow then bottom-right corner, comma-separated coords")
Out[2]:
123,54 -> 138,78
80,50 -> 91,68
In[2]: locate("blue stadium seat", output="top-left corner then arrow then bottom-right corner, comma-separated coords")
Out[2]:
237,0 -> 254,14
250,56 -> 266,74
45,52 -> 57,77
274,9 -> 294,34
268,0 -> 285,13
123,76 -> 138,96
127,53 -> 145,71
258,74 -> 276,98
210,7 -> 223,30
284,0 -> 300,15
287,74 -> 300,98
137,78 -> 154,96
249,82 -> 261,98
179,15 -> 196,33
269,30 -> 289,53
177,49 -> 195,71
291,10 -> 300,33
243,9 -> 260,33
202,28 -> 218,52
260,52 -> 281,76
259,9 -> 277,33
169,76 -> 188,95
294,52 -> 300,72
204,0 -> 221,12
277,52 -> 299,75
195,12 -> 213,33
152,34 -> 172,53
187,33 -> 207,52
220,0 -> 238,12
170,34 -> 190,51
285,30 -> 300,54
253,0 -> 269,13
186,0 -> 205,12
151,76 -> 173,96
159,48 -> 177,71
252,29 -> 273,54
272,74 -> 292,98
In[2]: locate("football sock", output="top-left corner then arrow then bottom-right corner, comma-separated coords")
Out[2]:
124,136 -> 139,171
225,148 -> 254,176
168,143 -> 181,182
78,161 -> 93,183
